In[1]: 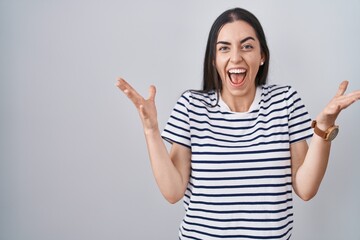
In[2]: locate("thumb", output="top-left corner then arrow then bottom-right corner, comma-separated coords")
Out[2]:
139,105 -> 148,119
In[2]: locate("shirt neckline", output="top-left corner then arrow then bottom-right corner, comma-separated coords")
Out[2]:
218,86 -> 262,114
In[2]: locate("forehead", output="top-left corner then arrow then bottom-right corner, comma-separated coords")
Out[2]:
217,20 -> 258,41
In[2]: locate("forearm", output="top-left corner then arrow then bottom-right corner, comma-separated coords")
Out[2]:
294,135 -> 331,201
144,129 -> 187,203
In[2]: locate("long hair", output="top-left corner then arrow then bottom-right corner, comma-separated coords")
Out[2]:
202,8 -> 270,93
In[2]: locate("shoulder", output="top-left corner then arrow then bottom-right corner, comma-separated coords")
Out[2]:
260,84 -> 307,111
261,84 -> 293,102
180,90 -> 218,107
261,84 -> 292,95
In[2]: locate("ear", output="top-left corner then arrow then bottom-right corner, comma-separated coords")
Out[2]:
260,52 -> 266,66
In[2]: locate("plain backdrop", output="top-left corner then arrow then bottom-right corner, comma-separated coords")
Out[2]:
1,0 -> 359,239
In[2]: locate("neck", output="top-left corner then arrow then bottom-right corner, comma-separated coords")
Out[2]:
221,87 -> 257,112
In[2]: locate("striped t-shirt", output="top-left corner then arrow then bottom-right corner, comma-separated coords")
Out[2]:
161,84 -> 313,240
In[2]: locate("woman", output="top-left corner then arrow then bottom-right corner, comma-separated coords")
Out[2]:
116,8 -> 360,240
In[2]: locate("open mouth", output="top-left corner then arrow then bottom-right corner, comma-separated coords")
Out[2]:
228,68 -> 247,87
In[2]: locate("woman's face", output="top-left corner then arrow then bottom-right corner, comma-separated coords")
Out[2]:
215,20 -> 264,102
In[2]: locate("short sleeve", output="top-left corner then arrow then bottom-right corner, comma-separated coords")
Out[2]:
286,86 -> 313,144
161,91 -> 191,148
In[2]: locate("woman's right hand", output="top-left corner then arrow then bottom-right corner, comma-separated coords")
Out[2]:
117,78 -> 191,203
116,78 -> 159,134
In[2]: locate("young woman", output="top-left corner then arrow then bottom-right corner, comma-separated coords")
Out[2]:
116,8 -> 360,240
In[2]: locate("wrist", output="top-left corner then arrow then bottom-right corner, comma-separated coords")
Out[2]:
314,114 -> 335,131
311,120 -> 339,142
144,125 -> 160,137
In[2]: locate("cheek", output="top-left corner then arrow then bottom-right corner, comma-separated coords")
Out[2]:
215,58 -> 228,80
247,56 -> 261,73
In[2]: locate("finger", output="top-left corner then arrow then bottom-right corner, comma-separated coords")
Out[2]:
116,78 -> 128,91
335,80 -> 349,97
337,91 -> 360,110
116,78 -> 144,107
148,85 -> 156,101
116,78 -> 137,94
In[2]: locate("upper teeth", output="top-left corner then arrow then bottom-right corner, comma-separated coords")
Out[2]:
228,69 -> 246,74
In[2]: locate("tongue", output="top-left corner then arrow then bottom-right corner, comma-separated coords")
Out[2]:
230,73 -> 245,84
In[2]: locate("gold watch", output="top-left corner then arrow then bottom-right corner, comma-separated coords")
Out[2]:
311,120 -> 339,141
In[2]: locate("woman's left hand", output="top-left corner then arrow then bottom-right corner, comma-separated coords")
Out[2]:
316,80 -> 360,129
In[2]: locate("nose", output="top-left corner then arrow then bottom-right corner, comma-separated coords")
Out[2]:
230,48 -> 243,63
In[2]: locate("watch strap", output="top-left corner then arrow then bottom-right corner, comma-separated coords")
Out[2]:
311,120 -> 327,139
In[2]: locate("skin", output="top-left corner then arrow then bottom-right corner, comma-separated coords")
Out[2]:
116,20 -> 360,203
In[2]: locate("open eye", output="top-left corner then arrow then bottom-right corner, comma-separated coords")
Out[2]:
218,46 -> 230,52
241,44 -> 253,51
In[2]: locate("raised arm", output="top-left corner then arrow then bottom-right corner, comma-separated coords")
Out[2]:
291,81 -> 360,201
116,78 -> 191,203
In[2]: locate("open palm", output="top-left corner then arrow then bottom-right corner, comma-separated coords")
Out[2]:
116,78 -> 159,133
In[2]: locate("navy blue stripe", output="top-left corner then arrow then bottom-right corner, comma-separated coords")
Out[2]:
191,173 -> 292,181
179,229 -> 203,240
187,102 -> 289,121
181,225 -> 292,239
191,156 -> 290,164
191,139 -> 289,149
186,213 -> 293,223
187,107 -> 257,121
289,126 -> 312,136
260,88 -> 289,104
192,165 -> 291,173
166,122 -> 189,133
259,92 -> 295,111
187,205 -> 293,214
189,181 -> 292,189
180,93 -> 190,103
189,91 -> 217,102
289,100 -> 302,115
191,131 -> 289,144
289,111 -> 309,123
162,129 -> 190,141
161,135 -> 191,149
260,87 -> 293,107
189,114 -> 289,130
189,198 -> 293,206
188,190 -> 292,198
261,85 -> 289,96
289,118 -> 311,129
183,219 -> 293,231
190,123 -> 288,139
169,115 -> 188,126
192,148 -> 289,155
173,108 -> 188,118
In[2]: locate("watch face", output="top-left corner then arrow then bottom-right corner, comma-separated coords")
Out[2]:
327,127 -> 339,141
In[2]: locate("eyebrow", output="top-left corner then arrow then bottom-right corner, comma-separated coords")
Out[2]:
216,36 -> 256,45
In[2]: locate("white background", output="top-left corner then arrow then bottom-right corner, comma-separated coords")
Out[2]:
1,0 -> 359,239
